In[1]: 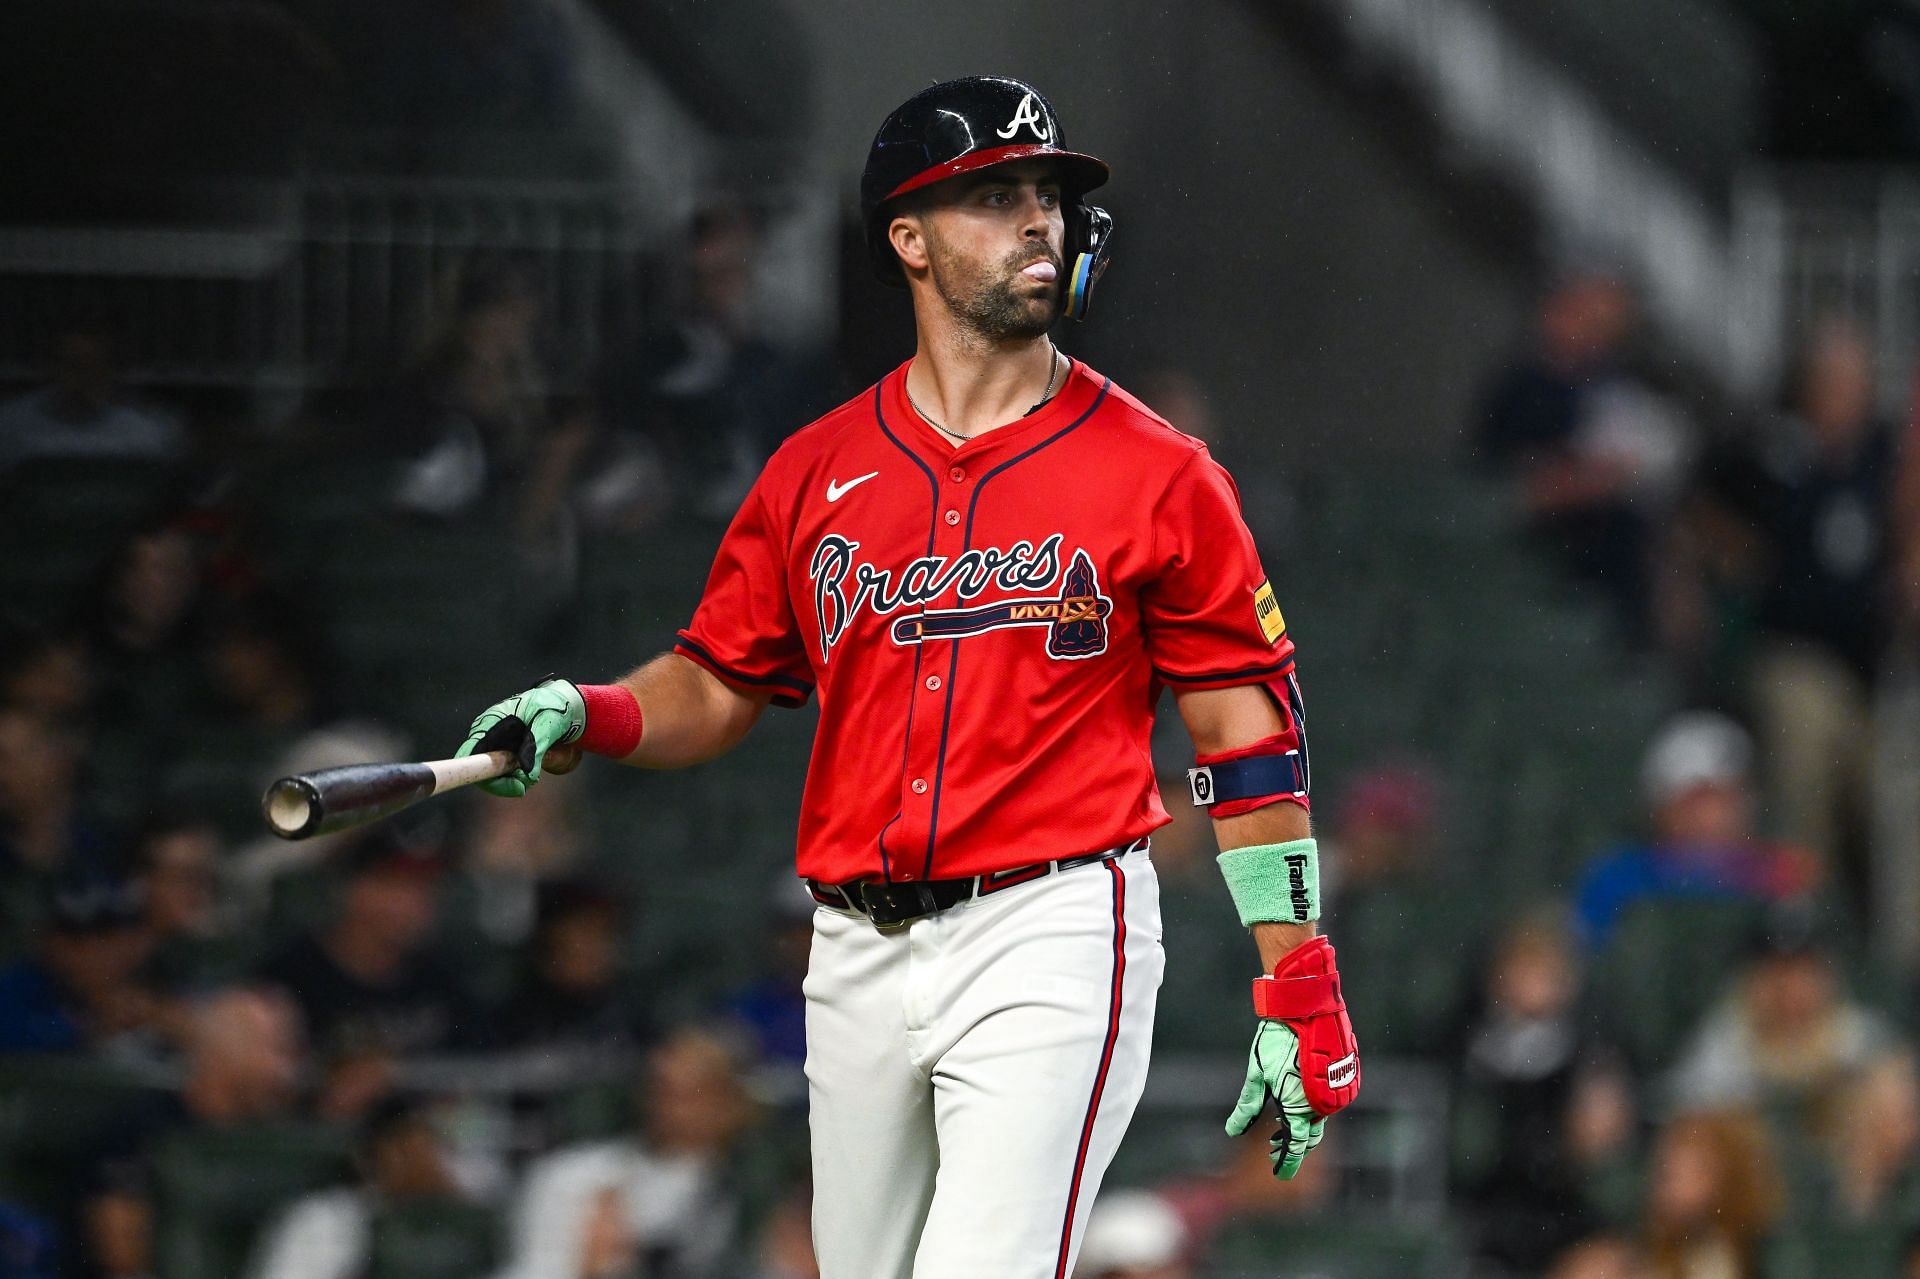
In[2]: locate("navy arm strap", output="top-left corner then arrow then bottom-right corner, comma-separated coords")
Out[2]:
1187,752 -> 1307,807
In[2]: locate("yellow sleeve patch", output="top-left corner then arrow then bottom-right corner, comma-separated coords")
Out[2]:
1253,579 -> 1287,645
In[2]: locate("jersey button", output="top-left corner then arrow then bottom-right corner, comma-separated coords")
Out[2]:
925,675 -> 941,691
948,466 -> 966,483
944,509 -> 960,526
911,778 -> 928,794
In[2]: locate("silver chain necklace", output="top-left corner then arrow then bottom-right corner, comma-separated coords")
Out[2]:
907,343 -> 1062,444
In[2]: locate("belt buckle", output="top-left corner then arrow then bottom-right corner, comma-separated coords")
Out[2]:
860,881 -> 940,930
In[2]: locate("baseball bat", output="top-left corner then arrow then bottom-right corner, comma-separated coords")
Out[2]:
261,743 -> 581,840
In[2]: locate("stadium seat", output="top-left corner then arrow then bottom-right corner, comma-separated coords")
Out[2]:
1765,1220 -> 1906,1279
1589,897 -> 1769,1072
1204,1214 -> 1467,1279
0,1056 -> 164,1211
366,1198 -> 500,1279
150,1123 -> 353,1279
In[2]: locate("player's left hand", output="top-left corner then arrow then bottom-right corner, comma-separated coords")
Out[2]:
1226,1020 -> 1323,1178
1224,934 -> 1360,1179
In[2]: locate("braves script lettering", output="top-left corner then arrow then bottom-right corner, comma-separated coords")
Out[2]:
811,533 -> 1096,660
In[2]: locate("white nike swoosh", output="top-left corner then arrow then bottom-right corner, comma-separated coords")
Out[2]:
826,471 -> 879,503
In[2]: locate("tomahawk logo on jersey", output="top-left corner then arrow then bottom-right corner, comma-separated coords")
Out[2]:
676,357 -> 1307,885
808,531 -> 1112,658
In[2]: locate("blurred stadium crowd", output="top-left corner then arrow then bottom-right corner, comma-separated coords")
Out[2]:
5,3 -> 1920,1279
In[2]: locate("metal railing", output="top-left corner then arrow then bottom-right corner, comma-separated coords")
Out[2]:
1314,0 -> 1770,396
0,177 -> 658,399
1730,166 -> 1920,413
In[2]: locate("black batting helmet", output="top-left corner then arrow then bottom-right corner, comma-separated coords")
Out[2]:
860,76 -> 1115,321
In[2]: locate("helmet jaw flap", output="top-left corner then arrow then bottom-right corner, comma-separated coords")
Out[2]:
1063,203 -> 1113,323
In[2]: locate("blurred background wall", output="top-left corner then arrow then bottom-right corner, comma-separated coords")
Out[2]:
1,2 -> 1919,1278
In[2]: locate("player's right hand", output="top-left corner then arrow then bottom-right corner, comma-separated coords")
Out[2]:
456,678 -> 587,797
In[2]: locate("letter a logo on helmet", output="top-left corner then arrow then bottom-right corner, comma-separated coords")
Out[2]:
860,76 -> 1116,318
995,92 -> 1052,142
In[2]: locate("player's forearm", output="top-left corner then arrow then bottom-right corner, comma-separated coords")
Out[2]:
1213,799 -> 1318,969
611,653 -> 770,768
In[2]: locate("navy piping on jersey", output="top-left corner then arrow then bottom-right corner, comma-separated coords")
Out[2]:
872,380 -> 941,884
673,636 -> 814,701
1281,669 -> 1311,795
1152,657 -> 1295,685
923,376 -> 1113,879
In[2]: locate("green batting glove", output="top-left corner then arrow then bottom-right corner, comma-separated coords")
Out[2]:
1225,1019 -> 1325,1179
455,678 -> 586,798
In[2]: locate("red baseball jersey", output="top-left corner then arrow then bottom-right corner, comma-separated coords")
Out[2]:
676,357 -> 1306,884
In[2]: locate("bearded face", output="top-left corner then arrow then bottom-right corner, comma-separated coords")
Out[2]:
895,161 -> 1069,343
926,234 -> 1062,342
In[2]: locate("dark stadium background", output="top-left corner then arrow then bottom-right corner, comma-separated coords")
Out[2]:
0,2 -> 1916,1277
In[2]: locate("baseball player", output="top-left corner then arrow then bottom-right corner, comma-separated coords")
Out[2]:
458,75 -> 1361,1278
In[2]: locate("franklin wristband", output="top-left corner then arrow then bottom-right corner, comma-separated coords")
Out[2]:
1216,837 -> 1320,927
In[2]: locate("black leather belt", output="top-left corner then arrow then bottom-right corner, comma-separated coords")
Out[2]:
808,836 -> 1149,930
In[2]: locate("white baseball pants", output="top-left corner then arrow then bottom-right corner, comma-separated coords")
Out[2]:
803,845 -> 1164,1279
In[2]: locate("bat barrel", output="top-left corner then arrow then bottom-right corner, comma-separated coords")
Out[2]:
262,761 -> 440,840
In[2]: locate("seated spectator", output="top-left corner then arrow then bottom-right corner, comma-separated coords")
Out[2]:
195,590 -> 337,740
257,816 -> 478,1117
1825,1049 -> 1920,1222
1547,1234 -> 1655,1279
592,203 -> 833,524
747,1181 -> 818,1279
0,1198 -> 58,1279
387,252 -> 591,535
719,875 -> 813,1068
1665,904 -> 1905,1144
501,1027 -> 760,1279
1155,1121 -> 1338,1259
0,703 -> 115,888
1640,1110 -> 1782,1279
494,878 -> 652,1061
78,989 -> 302,1278
1318,763 -> 1469,1055
1474,267 -> 1694,632
1574,712 -> 1818,950
1454,911 -> 1637,1273
1073,1189 -> 1189,1279
132,812 -> 237,996
1682,316 -> 1900,905
0,619 -> 95,724
75,521 -> 210,765
462,774 -> 589,947
0,860 -> 167,1053
0,315 -> 184,476
244,1094 -> 464,1279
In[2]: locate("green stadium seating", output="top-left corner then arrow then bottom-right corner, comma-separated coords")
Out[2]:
1204,1214 -> 1467,1279
0,1056 -> 165,1211
366,1198 -> 500,1279
1589,897 -> 1769,1072
150,1122 -> 353,1279
0,457 -> 180,624
1765,1220 -> 1907,1279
